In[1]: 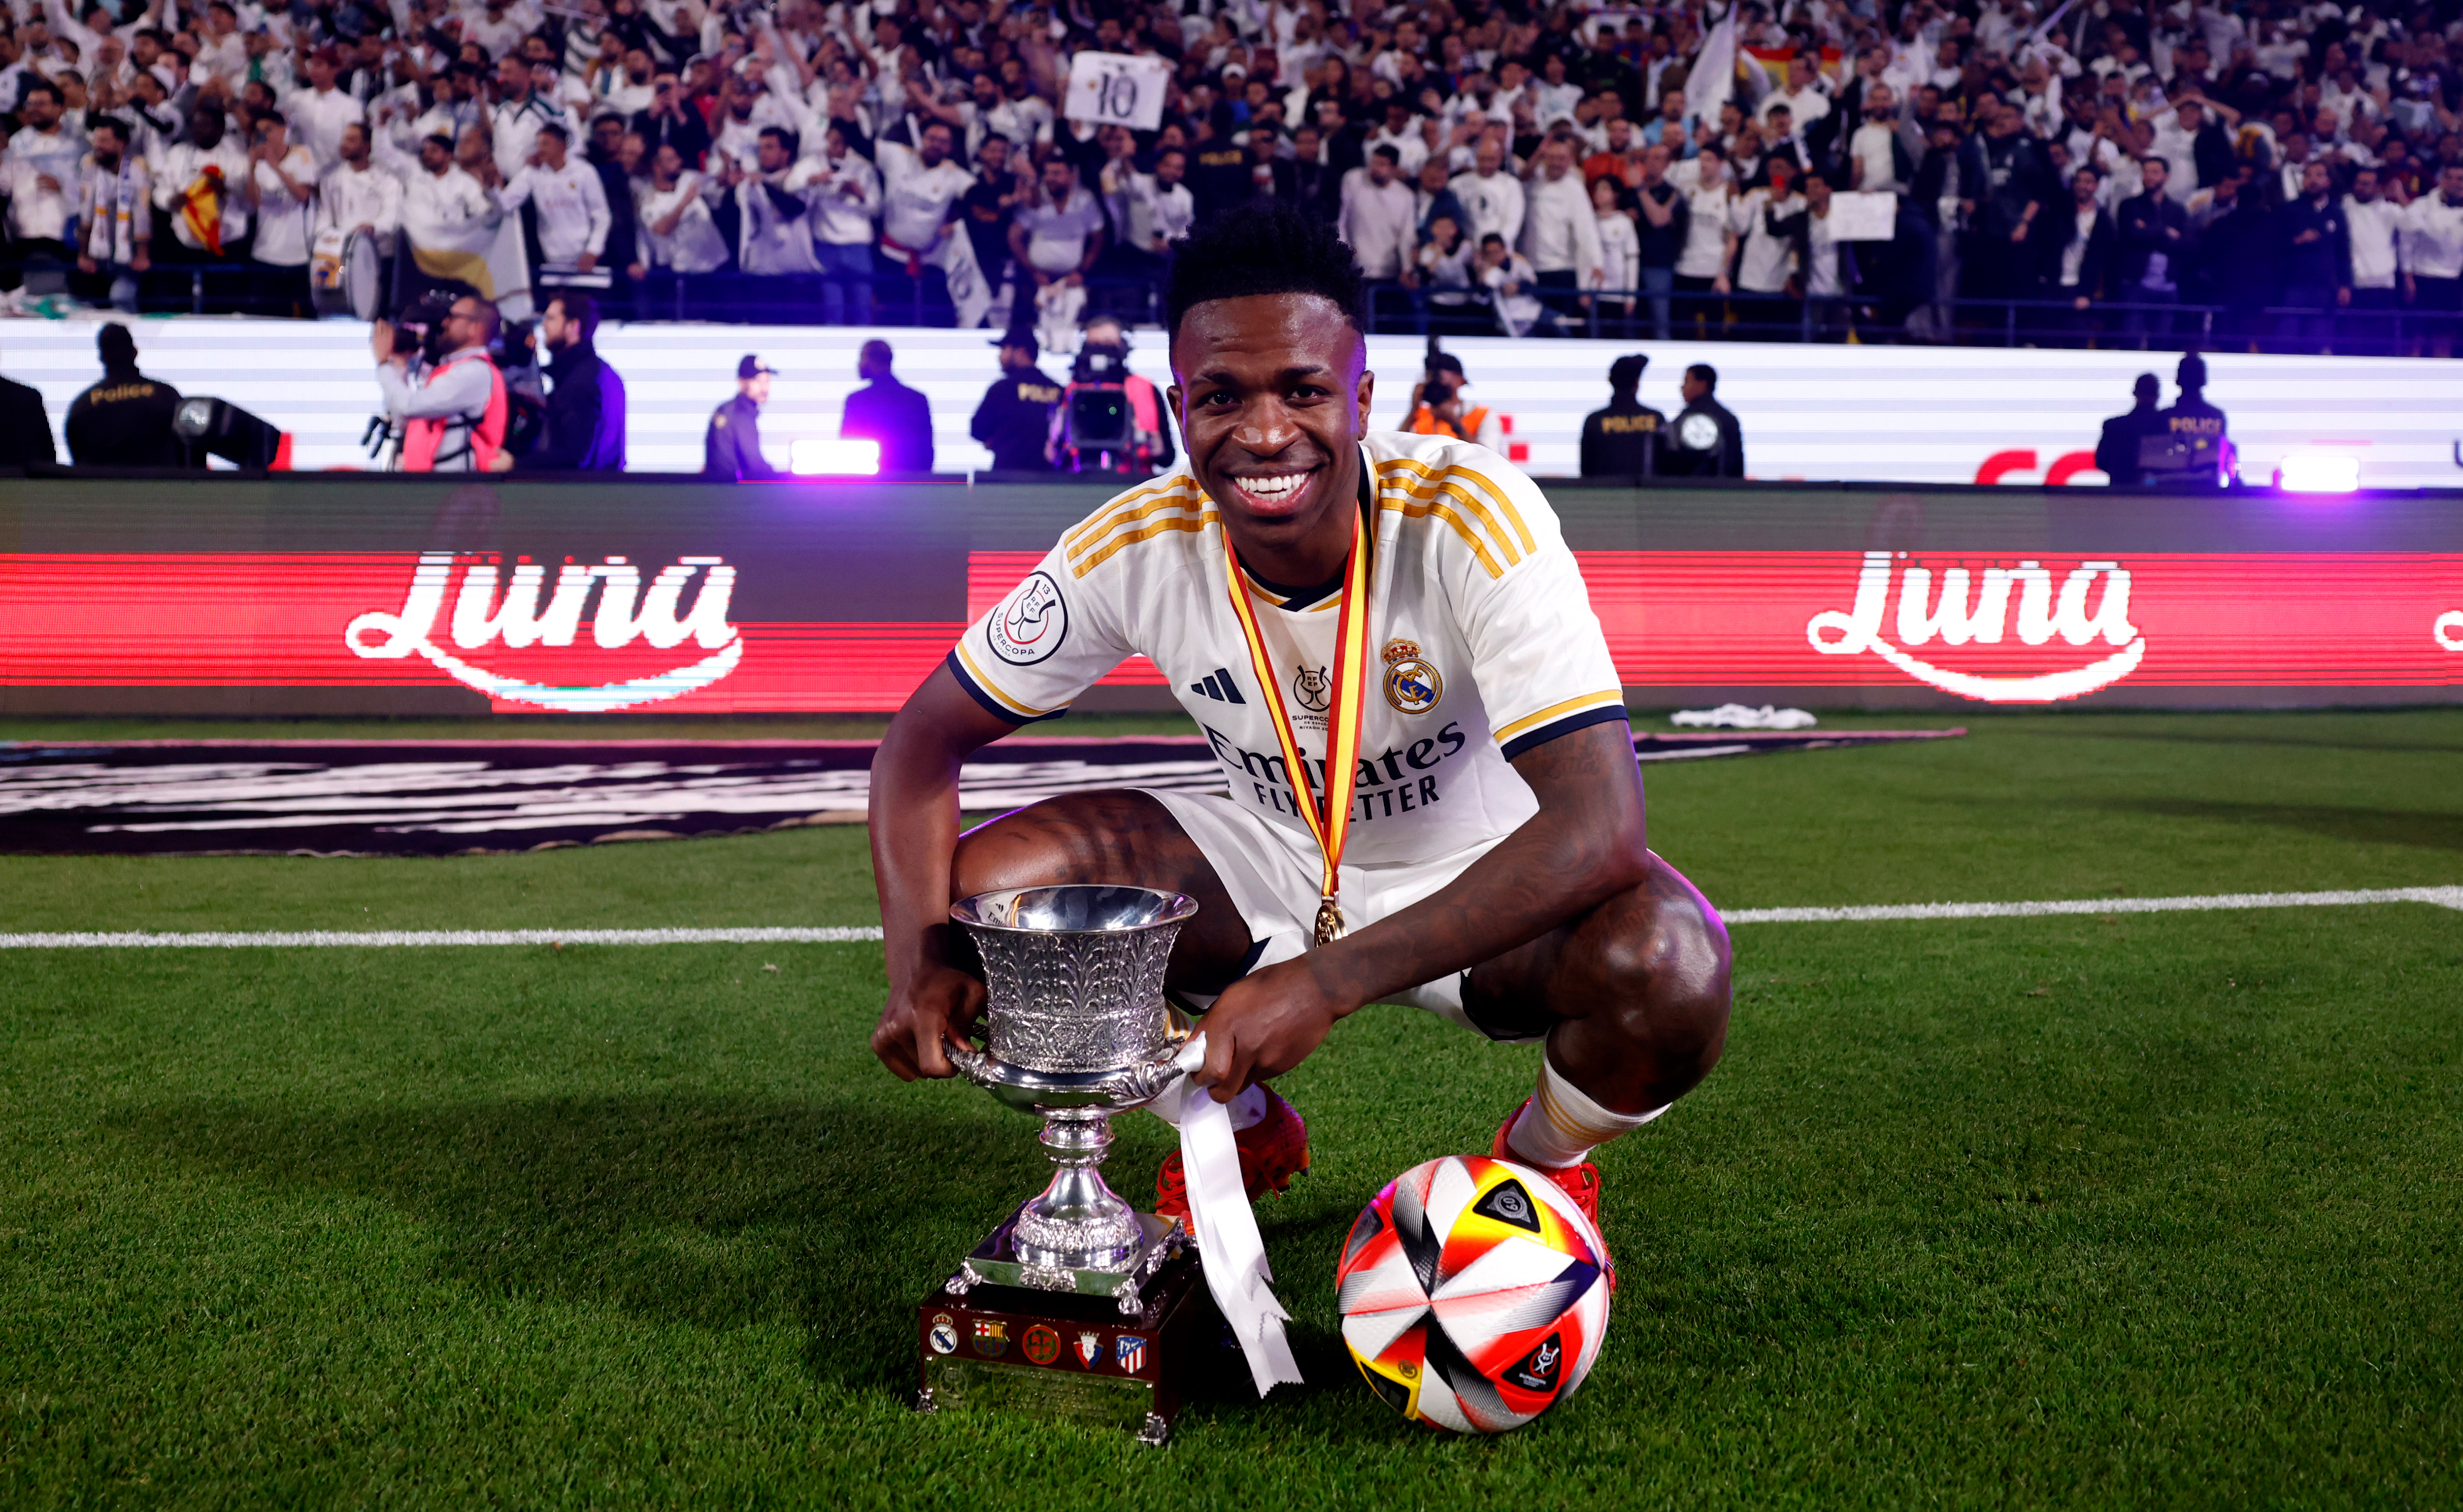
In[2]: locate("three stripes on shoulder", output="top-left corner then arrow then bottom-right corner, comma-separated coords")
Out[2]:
1062,460 -> 1538,581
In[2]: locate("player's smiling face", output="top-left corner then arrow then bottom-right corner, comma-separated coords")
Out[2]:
1168,294 -> 1374,576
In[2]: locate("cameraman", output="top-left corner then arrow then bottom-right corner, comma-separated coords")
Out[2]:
1046,315 -> 1173,474
1407,379 -> 1502,450
372,293 -> 509,472
1403,350 -> 1502,450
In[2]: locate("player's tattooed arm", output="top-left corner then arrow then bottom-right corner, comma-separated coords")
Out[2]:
867,665 -> 1016,1081
1195,720 -> 1650,1098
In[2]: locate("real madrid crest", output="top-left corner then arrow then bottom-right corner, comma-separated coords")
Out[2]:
1381,638 -> 1442,715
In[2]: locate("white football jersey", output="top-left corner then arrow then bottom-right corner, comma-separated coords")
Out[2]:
949,431 -> 1628,869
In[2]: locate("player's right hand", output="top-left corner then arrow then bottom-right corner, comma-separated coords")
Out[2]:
871,962 -> 986,1081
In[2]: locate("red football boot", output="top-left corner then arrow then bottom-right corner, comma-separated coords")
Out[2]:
1493,1098 -> 1613,1285
1154,1085 -> 1310,1224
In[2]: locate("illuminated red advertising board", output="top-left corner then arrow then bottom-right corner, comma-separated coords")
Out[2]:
1,480 -> 2456,713
3,547 -> 2455,713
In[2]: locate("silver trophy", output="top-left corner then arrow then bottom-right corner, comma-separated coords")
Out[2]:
943,884 -> 1198,1315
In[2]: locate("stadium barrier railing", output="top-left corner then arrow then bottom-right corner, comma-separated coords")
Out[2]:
0,254 -> 2430,356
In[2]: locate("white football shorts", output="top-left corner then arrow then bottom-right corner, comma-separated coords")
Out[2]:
1138,786 -> 1536,1040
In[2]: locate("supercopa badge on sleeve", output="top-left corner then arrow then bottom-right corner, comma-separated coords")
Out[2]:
988,571 -> 1068,665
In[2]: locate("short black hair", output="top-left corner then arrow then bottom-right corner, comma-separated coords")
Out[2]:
1686,362 -> 1717,392
547,290 -> 599,341
759,125 -> 797,156
1164,200 -> 1365,340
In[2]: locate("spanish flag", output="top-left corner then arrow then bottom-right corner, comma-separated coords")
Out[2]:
179,164 -> 226,255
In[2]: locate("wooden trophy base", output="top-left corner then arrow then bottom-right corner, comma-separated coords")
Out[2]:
914,1248 -> 1220,1445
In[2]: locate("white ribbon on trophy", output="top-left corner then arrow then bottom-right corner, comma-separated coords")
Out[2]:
1146,1032 -> 1304,1396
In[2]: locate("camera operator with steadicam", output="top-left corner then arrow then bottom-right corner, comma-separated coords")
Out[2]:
1045,315 -> 1174,475
369,290 -> 509,471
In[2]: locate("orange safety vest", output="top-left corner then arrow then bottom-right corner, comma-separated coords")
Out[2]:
401,351 -> 508,472
1408,404 -> 1488,443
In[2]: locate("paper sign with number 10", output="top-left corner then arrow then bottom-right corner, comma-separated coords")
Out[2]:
1063,51 -> 1172,131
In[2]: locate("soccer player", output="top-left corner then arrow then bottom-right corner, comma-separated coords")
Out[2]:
868,204 -> 1730,1244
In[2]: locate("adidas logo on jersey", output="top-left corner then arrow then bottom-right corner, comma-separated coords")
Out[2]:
1189,667 -> 1246,703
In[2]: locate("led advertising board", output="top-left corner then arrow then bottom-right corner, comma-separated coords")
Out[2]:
2,480 -> 2456,714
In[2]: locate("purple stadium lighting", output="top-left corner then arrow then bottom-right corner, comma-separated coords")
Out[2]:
2272,453 -> 2362,494
790,439 -> 882,477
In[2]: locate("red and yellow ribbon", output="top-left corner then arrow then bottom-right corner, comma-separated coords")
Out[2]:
1221,507 -> 1372,947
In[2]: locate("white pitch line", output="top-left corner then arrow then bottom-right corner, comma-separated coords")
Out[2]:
1722,886 -> 2463,924
0,926 -> 887,949
0,888 -> 2457,949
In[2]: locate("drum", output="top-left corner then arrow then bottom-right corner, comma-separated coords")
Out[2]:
310,227 -> 382,320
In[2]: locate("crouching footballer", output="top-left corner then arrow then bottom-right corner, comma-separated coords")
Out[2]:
868,205 -> 1731,1251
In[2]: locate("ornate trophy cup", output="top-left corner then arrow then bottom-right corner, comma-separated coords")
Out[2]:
914,884 -> 1218,1444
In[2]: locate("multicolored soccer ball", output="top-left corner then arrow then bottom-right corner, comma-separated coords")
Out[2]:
1334,1155 -> 1611,1433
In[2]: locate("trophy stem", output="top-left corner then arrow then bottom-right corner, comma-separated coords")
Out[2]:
1038,1106 -> 1116,1164
1012,1109 -> 1141,1272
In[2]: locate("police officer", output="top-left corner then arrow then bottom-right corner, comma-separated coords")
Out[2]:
1578,354 -> 1665,477
2094,374 -> 2163,487
704,354 -> 780,480
970,328 -> 1061,473
66,324 -> 186,467
2158,353 -> 2228,456
1663,362 -> 1744,478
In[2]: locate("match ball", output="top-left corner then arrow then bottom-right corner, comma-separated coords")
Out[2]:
1334,1155 -> 1611,1433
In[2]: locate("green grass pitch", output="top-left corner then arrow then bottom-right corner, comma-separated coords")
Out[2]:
0,710 -> 2457,1508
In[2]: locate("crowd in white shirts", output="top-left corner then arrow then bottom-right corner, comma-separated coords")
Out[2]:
4,0 -> 2463,352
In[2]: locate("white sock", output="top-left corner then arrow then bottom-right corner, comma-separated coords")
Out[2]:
1505,1056 -> 1664,1168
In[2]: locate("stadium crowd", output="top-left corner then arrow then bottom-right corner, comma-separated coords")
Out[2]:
3,0 -> 2463,353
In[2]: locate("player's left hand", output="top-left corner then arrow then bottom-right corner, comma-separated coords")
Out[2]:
1192,956 -> 1347,1100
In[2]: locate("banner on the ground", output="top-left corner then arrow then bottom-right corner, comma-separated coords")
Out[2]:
0,731 -> 1939,855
